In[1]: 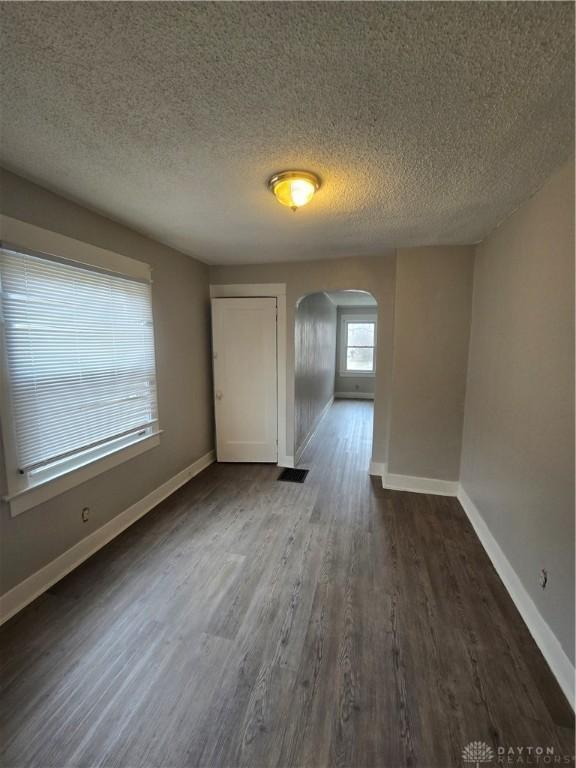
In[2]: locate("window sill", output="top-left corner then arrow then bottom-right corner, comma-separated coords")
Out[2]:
338,370 -> 376,378
4,432 -> 161,517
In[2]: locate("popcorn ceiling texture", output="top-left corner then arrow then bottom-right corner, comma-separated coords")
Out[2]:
0,2 -> 573,264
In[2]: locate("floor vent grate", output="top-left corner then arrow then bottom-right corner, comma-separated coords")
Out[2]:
278,468 -> 309,483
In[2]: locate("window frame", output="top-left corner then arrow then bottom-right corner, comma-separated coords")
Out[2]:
0,216 -> 161,517
339,313 -> 377,377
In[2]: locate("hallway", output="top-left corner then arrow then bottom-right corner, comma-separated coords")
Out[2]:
0,401 -> 572,767
297,399 -> 375,530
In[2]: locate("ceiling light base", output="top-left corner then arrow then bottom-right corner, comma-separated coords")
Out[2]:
268,170 -> 321,210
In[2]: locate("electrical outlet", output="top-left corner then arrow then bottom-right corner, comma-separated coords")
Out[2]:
81,506 -> 90,523
539,568 -> 548,589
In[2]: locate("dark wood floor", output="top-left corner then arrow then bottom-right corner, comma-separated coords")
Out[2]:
0,400 -> 573,768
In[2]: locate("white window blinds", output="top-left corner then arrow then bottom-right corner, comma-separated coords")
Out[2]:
0,247 -> 159,475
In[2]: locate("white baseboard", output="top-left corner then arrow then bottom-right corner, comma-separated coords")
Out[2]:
369,461 -> 387,478
457,486 -> 575,711
383,472 -> 459,496
334,392 -> 374,400
278,455 -> 294,469
0,450 -> 215,626
295,396 -> 334,465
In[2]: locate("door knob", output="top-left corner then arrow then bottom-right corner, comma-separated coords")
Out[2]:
215,390 -> 223,400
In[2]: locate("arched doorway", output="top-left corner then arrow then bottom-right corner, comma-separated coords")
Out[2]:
294,290 -> 378,471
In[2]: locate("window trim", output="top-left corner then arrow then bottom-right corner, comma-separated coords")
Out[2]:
339,313 -> 377,377
0,216 -> 160,517
4,432 -> 161,517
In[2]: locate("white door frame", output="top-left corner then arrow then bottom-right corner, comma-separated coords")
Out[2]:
209,283 -> 289,467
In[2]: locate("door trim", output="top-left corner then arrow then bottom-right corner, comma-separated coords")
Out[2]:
210,283 -> 289,467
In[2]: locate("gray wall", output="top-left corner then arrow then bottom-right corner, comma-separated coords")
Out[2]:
209,255 -> 397,464
0,169 -> 214,595
460,159 -> 575,664
334,306 -> 377,397
294,293 -> 336,456
387,246 -> 475,480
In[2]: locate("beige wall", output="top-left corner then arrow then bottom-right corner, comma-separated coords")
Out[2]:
460,159 -> 575,664
209,255 -> 397,464
294,293 -> 336,456
387,246 -> 475,480
0,169 -> 214,595
334,306 -> 377,396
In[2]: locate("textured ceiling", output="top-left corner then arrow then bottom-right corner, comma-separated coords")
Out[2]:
0,2 -> 573,265
326,291 -> 377,307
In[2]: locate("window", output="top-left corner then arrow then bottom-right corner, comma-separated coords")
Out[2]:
340,314 -> 377,376
0,244 -> 160,514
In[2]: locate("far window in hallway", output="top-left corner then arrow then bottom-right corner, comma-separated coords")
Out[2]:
340,314 -> 377,375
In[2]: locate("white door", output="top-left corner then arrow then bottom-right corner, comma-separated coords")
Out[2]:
211,297 -> 278,462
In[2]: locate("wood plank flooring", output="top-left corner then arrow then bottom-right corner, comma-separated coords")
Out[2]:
0,400 -> 573,767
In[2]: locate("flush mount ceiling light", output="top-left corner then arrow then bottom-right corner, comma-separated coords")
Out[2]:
268,170 -> 321,212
